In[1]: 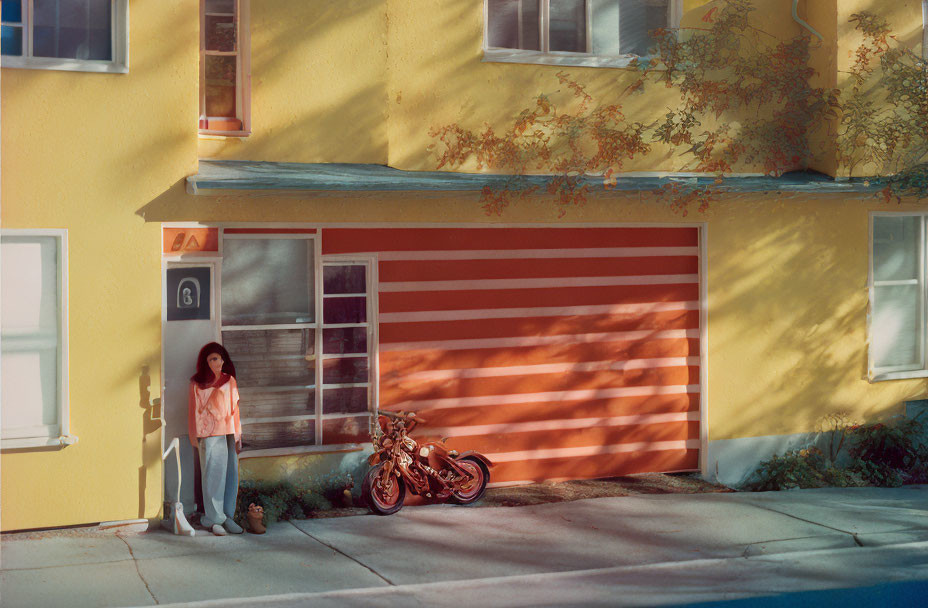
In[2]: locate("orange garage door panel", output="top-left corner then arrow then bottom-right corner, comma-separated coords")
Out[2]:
323,226 -> 702,484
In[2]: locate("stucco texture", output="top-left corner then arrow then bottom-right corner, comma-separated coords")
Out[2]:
198,0 -> 389,164
0,0 -> 199,531
834,0 -> 924,177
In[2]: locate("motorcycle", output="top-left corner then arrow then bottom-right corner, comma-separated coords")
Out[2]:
362,410 -> 492,515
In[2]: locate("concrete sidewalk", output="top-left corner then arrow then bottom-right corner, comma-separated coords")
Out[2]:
2,486 -> 927,607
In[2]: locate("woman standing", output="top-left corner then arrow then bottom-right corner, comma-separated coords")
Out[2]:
188,342 -> 244,535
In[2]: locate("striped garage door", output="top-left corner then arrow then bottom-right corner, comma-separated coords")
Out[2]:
322,227 -> 701,485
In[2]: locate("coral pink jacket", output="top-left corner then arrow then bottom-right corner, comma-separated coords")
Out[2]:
188,375 -> 242,446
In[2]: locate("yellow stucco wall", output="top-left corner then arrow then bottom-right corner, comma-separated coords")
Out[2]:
385,0 -> 801,173
835,0 -> 924,177
0,0 -> 199,531
146,187 -> 928,447
198,0 -> 389,164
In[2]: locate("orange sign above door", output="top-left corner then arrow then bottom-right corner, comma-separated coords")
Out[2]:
163,228 -> 219,254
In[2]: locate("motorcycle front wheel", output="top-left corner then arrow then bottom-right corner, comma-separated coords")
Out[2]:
449,456 -> 490,505
362,463 -> 406,515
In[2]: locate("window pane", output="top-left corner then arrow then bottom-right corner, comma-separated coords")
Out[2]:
234,357 -> 314,388
872,284 -> 921,369
323,265 -> 366,295
618,0 -> 669,56
1,234 -> 61,436
590,0 -> 620,54
322,415 -> 369,445
2,0 -> 22,22
322,387 -> 368,415
222,328 -> 314,357
221,238 -> 315,326
323,297 -> 366,324
205,0 -> 235,14
323,327 -> 368,354
1,236 -> 58,334
1,25 -> 21,57
34,0 -> 111,60
242,419 -> 315,451
323,357 -> 369,384
550,0 -> 586,52
205,15 -> 235,52
238,389 -> 314,420
204,54 -> 237,118
0,348 -> 59,430
487,0 -> 540,50
874,216 -> 920,282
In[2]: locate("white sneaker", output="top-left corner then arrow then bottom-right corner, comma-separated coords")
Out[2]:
210,524 -> 227,536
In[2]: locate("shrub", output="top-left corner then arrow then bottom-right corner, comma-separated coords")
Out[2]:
233,471 -> 357,526
750,412 -> 927,491
751,448 -> 829,491
847,416 -> 928,486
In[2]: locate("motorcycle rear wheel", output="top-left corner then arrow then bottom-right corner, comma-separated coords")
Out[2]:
448,456 -> 489,505
362,463 -> 406,515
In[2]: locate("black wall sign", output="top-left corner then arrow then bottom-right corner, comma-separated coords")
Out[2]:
167,267 -> 211,321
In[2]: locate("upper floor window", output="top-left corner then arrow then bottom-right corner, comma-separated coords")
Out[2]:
0,0 -> 128,73
485,0 -> 681,68
200,0 -> 250,136
870,214 -> 928,381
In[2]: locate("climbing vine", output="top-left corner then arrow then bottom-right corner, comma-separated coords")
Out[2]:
839,11 -> 928,201
429,1 -> 928,215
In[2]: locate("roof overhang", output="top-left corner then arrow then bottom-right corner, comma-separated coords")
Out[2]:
186,160 -> 884,197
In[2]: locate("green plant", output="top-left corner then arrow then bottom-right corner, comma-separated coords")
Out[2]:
816,411 -> 855,464
751,413 -> 928,491
847,416 -> 928,486
750,447 -> 828,491
234,471 -> 358,525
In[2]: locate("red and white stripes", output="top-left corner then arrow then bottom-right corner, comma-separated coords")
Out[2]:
323,227 -> 701,485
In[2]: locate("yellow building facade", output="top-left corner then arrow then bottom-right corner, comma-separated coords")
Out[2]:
2,0 -> 926,531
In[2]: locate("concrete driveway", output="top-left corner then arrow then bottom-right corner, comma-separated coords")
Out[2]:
2,486 -> 927,607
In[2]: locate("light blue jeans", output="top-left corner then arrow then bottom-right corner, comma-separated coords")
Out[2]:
197,434 -> 239,528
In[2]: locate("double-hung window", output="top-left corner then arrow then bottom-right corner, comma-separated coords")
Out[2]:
1,230 -> 73,448
0,0 -> 128,72
485,0 -> 681,68
869,214 -> 928,381
200,0 -> 250,135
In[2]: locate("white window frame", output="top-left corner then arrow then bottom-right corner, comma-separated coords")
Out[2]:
0,0 -> 128,73
1,229 -> 74,448
868,212 -> 928,382
923,0 -> 927,60
215,230 -> 378,458
320,255 -> 379,451
199,0 -> 251,137
483,0 -> 682,68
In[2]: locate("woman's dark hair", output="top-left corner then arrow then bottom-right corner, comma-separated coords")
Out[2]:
191,342 -> 236,387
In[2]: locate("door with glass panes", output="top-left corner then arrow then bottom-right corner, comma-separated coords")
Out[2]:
219,233 -> 373,454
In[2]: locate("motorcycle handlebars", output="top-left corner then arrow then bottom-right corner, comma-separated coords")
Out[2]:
379,410 -> 427,425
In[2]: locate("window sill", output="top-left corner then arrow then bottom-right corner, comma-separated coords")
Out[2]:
238,443 -> 367,459
482,48 -> 640,69
199,130 -> 251,140
1,56 -> 128,73
1,434 -> 78,449
870,369 -> 928,382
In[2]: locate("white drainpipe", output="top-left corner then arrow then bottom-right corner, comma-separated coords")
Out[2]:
792,0 -> 824,40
